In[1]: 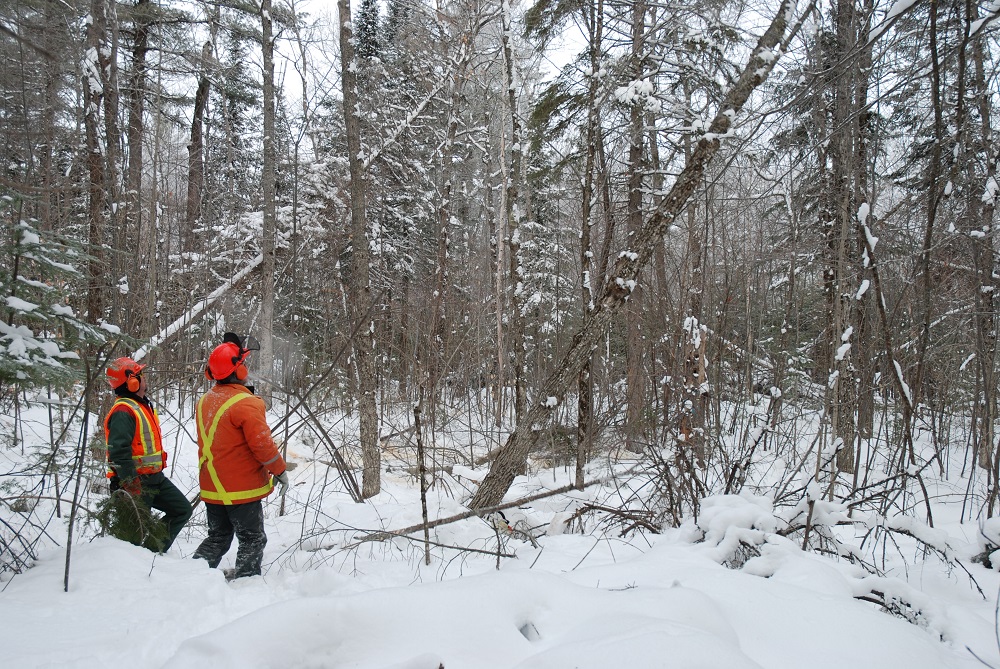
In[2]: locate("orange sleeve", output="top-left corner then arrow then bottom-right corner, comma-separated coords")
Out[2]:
231,395 -> 286,476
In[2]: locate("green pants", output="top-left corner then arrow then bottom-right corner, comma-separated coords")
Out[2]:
136,472 -> 193,551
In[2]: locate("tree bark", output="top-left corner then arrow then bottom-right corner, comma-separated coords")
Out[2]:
501,0 -> 528,423
577,0 -> 604,489
259,0 -> 277,395
83,0 -> 108,325
625,0 -> 647,452
186,41 -> 211,246
339,0 -> 380,499
124,0 -> 150,335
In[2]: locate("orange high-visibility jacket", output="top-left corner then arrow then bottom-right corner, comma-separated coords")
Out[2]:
104,397 -> 166,477
196,384 -> 286,505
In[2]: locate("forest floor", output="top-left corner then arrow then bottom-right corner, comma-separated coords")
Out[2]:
1,392 -> 999,668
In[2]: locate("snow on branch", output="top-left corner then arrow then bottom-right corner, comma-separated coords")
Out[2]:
687,494 -> 981,636
133,253 -> 263,361
360,37 -> 476,172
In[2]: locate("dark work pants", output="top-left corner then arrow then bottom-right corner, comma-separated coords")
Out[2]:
142,473 -> 193,551
192,500 -> 267,579
112,472 -> 193,552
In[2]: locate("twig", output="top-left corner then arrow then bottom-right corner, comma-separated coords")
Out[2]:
64,349 -> 105,592
414,396 -> 431,566
353,468 -> 637,544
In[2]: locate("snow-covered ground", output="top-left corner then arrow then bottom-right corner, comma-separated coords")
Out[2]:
2,393 -> 999,669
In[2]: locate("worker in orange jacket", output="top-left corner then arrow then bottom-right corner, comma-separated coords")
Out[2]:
104,357 -> 193,552
192,333 -> 289,579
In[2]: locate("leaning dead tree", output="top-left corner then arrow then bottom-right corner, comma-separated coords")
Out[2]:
470,0 -> 803,509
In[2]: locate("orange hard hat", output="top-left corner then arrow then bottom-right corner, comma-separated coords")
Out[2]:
106,357 -> 146,390
206,341 -> 250,381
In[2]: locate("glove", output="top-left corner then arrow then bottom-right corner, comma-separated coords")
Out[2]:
121,477 -> 142,496
274,471 -> 290,495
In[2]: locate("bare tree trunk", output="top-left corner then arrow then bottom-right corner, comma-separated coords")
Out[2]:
823,0 -> 872,475
258,0 -> 277,395
625,0 -> 647,452
965,1 -> 999,480
470,2 -> 794,508
501,0 -> 527,423
914,0 -> 946,471
576,0 -> 604,489
679,83 -> 707,464
852,0 -> 875,452
487,116 -> 505,427
339,0 -> 380,499
124,0 -> 150,335
102,0 -> 124,325
83,0 -> 108,325
145,63 -> 163,342
186,41 -> 211,244
429,58 -> 466,413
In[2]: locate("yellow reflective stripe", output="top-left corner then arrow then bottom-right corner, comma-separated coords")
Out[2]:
114,399 -> 155,456
113,398 -> 162,472
200,479 -> 274,503
197,393 -> 252,506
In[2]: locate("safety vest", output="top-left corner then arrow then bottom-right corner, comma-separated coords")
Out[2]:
196,392 -> 275,505
104,398 -> 165,477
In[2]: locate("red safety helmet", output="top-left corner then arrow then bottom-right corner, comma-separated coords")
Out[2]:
205,333 -> 257,381
107,357 -> 146,392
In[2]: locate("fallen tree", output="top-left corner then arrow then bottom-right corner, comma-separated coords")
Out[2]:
470,0 -> 803,510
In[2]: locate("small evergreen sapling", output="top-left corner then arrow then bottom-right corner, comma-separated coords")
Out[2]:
92,489 -> 169,552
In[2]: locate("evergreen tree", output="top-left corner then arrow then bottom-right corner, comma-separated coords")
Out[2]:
356,0 -> 381,61
0,193 -> 106,392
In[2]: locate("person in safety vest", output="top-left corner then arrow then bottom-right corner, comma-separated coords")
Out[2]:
192,332 -> 289,579
105,357 -> 193,552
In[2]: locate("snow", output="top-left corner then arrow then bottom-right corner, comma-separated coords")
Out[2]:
5,295 -> 38,312
98,320 -> 121,334
134,254 -> 264,361
855,204 -> 869,228
17,276 -> 50,290
451,465 -> 487,482
24,253 -> 79,274
960,353 -> 976,371
1,401 -> 999,669
614,277 -> 637,293
2,518 -> 988,669
50,303 -> 75,317
971,1 -> 1000,35
614,79 -> 660,113
856,279 -> 870,300
862,224 -> 879,253
20,228 -> 41,245
983,176 -> 999,205
893,359 -> 913,405
871,0 -> 921,41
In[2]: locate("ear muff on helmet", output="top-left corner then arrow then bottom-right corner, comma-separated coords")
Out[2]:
125,369 -> 141,393
207,341 -> 251,382
107,357 -> 146,391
